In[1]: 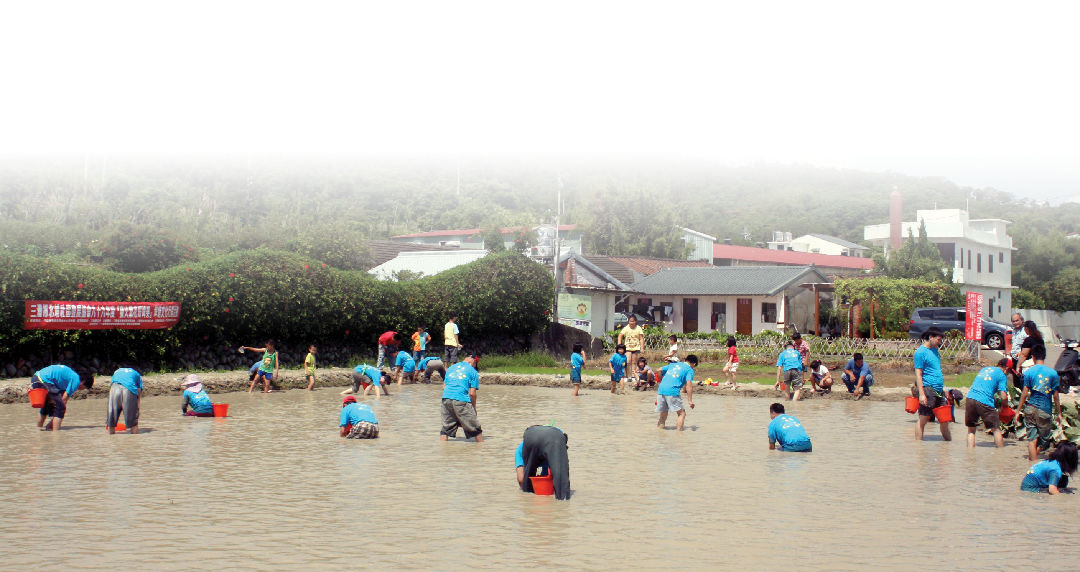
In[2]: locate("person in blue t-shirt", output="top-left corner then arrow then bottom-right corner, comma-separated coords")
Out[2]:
570,343 -> 586,396
609,344 -> 628,394
107,367 -> 143,435
774,342 -> 805,401
656,355 -> 697,431
515,438 -> 550,483
965,359 -> 1010,448
1021,442 -> 1077,494
768,402 -> 812,452
913,327 -> 951,442
180,375 -> 215,417
418,356 -> 446,384
842,352 -> 874,399
1015,344 -> 1062,461
394,350 -> 418,385
30,364 -> 94,431
440,354 -> 483,442
339,395 -> 379,439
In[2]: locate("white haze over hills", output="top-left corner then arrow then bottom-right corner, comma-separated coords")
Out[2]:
1,1 -> 1077,203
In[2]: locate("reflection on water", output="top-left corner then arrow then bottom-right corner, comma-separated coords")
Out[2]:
0,385 -> 1075,569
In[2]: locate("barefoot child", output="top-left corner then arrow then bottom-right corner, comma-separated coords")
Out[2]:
242,340 -> 279,393
768,402 -> 812,452
394,350 -> 417,385
344,364 -> 391,398
411,326 -> 431,362
775,342 -> 804,401
609,344 -> 628,394
723,336 -> 739,389
570,343 -> 586,396
1021,442 -> 1077,494
809,360 -> 833,393
304,345 -> 317,391
634,357 -> 655,390
656,355 -> 697,430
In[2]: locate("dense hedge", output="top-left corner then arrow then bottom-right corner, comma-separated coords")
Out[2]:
0,249 -> 554,375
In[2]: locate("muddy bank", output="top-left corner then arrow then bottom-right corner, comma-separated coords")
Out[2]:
1,368 -> 923,404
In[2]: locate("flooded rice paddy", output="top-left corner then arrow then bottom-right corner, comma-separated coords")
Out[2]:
0,384 -> 1074,570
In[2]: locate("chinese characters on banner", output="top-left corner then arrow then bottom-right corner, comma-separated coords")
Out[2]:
24,301 -> 181,330
964,292 -> 983,341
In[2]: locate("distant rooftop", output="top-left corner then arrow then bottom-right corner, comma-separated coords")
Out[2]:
583,255 -> 713,285
803,233 -> 869,251
631,265 -> 830,296
713,243 -> 874,270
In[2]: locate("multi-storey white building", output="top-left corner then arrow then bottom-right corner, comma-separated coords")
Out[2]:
864,208 -> 1014,320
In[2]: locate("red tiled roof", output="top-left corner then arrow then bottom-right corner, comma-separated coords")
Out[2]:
712,244 -> 874,270
392,224 -> 577,239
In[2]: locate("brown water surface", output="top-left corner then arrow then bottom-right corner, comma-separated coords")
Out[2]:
0,385 -> 1073,569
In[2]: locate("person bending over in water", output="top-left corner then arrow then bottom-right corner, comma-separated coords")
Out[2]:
418,356 -> 446,383
518,425 -> 570,500
767,402 -> 812,452
343,364 -> 391,398
1021,442 -> 1077,495
180,375 -> 214,417
30,364 -> 93,432
964,358 -> 1011,448
339,395 -> 379,439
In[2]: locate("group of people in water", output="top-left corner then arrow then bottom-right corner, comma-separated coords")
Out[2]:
23,317 -> 1079,498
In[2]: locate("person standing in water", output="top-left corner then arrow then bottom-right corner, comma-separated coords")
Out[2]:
242,340 -> 279,393
440,353 -> 483,442
914,327 -> 950,441
656,355 -> 697,431
517,425 -> 571,500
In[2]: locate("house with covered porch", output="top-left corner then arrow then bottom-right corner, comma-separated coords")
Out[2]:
627,265 -> 831,335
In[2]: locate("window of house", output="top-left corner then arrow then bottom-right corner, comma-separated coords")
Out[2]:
958,247 -> 963,267
989,256 -> 993,273
977,253 -> 982,273
762,302 -> 777,323
967,250 -> 972,269
999,252 -> 1004,263
711,302 -> 727,330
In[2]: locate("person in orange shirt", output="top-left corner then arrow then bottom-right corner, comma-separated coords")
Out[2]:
411,325 -> 431,362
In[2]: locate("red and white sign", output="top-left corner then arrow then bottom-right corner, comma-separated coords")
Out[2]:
964,292 -> 983,341
24,301 -> 181,330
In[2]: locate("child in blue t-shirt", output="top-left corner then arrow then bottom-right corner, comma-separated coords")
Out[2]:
394,350 -> 417,385
1021,442 -> 1077,494
570,343 -> 586,397
609,344 -> 628,395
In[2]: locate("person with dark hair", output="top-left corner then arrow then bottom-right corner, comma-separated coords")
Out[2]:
343,364 -> 390,398
1007,313 -> 1028,386
30,364 -> 93,431
339,395 -> 379,439
634,357 -> 656,391
1021,442 -> 1078,494
242,340 -> 279,394
768,402 -> 812,452
617,316 -> 645,374
106,367 -> 142,434
722,336 -> 739,389
656,355 -> 697,431
965,358 -> 1011,448
662,334 -> 680,363
609,344 -> 628,394
775,342 -> 804,401
517,425 -> 571,500
304,345 -> 318,391
393,350 -> 417,385
418,356 -> 446,383
792,332 -> 811,385
570,343 -> 586,396
914,327 -> 951,441
842,352 -> 874,398
440,353 -> 483,442
1014,320 -> 1044,376
377,330 -> 403,369
809,360 -> 833,393
444,314 -> 462,364
411,325 -> 431,363
1015,344 -> 1061,461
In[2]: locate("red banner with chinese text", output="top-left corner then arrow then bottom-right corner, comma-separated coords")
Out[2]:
964,292 -> 983,341
24,301 -> 181,330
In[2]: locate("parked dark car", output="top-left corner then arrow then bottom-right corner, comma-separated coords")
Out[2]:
908,307 -> 1008,349
614,312 -> 655,329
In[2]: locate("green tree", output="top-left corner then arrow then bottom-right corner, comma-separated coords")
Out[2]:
874,221 -> 952,282
101,223 -> 190,272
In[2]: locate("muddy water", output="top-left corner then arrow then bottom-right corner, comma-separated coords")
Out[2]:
0,385 -> 1074,570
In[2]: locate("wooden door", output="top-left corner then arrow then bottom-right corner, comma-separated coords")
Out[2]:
682,298 -> 698,333
736,298 -> 753,335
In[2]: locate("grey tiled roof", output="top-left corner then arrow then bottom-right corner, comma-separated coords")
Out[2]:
629,265 -> 830,296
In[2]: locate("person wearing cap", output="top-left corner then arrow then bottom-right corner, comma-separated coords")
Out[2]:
440,353 -> 483,442
106,367 -> 143,434
964,358 -> 1011,448
418,356 -> 446,383
343,364 -> 390,398
913,327 -> 951,441
517,425 -> 571,500
181,375 -> 214,417
1015,344 -> 1062,461
339,395 -> 379,439
30,364 -> 94,432
774,342 -> 805,401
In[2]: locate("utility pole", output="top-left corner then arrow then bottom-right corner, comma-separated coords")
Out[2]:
552,172 -> 562,323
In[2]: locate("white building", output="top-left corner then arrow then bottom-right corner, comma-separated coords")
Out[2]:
679,227 -> 716,263
766,231 -> 870,257
864,208 -> 1014,320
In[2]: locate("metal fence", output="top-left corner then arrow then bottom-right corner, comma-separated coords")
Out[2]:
613,335 -> 981,364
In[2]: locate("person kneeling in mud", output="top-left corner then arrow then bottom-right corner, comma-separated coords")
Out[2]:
767,402 -> 812,452
518,425 -> 571,500
633,357 -> 656,391
418,356 -> 446,383
339,395 -> 379,439
181,375 -> 215,416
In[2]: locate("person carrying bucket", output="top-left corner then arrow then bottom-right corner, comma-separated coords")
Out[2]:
339,395 -> 379,439
1014,344 -> 1062,462
29,364 -> 94,432
180,375 -> 215,417
106,367 -> 143,435
913,327 -> 951,441
964,359 -> 1011,448
517,425 -> 570,500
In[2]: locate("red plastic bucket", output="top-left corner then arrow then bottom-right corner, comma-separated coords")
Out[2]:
115,422 -> 127,431
27,388 -> 47,408
932,405 -> 953,423
213,403 -> 229,417
529,474 -> 554,496
999,406 -> 1016,424
904,396 -> 919,414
